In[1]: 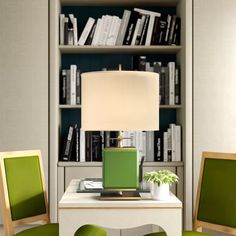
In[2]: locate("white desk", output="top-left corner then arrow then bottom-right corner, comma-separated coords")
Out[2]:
59,179 -> 182,236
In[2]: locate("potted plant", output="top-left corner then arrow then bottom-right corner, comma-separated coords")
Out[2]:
144,170 -> 179,200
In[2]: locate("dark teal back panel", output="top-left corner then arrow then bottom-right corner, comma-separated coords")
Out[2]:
4,156 -> 46,220
198,158 -> 236,227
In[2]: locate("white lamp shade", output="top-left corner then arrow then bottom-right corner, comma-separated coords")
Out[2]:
81,71 -> 159,131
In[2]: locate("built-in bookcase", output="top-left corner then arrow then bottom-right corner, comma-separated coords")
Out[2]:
50,0 -> 192,233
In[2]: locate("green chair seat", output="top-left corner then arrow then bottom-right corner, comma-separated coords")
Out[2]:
144,230 -> 212,236
15,223 -> 107,236
15,223 -> 58,236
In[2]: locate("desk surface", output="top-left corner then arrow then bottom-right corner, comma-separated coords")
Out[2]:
59,179 -> 182,209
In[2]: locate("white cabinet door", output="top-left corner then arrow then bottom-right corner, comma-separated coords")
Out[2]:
0,0 -> 48,224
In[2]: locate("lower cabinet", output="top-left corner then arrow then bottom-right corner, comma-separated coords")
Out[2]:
58,163 -> 183,236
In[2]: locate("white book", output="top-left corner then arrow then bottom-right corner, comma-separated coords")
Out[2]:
69,14 -> 78,45
131,18 -> 141,45
168,61 -> 175,105
78,17 -> 95,46
106,16 -> 121,46
116,10 -> 131,45
97,15 -> 107,45
91,18 -> 102,46
175,125 -> 181,162
146,131 -> 154,162
99,15 -> 112,46
163,131 -> 168,162
80,130 -> 85,162
165,14 -> 172,43
133,8 -> 161,46
70,64 -> 77,105
59,14 -> 65,45
169,124 -> 176,161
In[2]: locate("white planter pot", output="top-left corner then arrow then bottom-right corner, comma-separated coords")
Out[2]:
150,183 -> 170,200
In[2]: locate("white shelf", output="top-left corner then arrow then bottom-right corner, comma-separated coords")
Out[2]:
59,45 -> 182,54
58,161 -> 184,167
60,0 -> 179,7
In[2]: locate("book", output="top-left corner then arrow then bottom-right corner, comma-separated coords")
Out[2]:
74,124 -> 80,162
169,124 -> 176,161
168,62 -> 175,105
175,125 -> 181,162
85,21 -> 97,45
70,64 -> 77,105
69,14 -> 78,45
100,15 -> 113,46
153,62 -> 163,104
116,10 -> 131,45
156,14 -> 168,45
151,16 -> 159,45
172,17 -> 181,45
64,17 -> 69,45
106,16 -> 120,46
175,66 -> 180,104
154,131 -> 163,162
168,15 -> 177,45
78,17 -> 95,46
66,70 -> 71,104
59,14 -> 65,45
76,70 -> 81,104
80,130 -> 85,162
61,125 -> 75,161
85,131 -> 92,161
146,131 -> 154,162
140,15 -> 150,45
91,18 -> 102,46
135,15 -> 146,45
123,11 -> 140,45
60,69 -> 67,104
91,131 -> 102,161
164,14 -> 172,44
131,18 -> 141,46
138,56 -> 146,71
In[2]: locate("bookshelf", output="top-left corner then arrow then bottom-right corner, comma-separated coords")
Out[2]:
50,0 -> 192,233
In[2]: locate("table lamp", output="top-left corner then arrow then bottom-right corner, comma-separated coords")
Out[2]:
81,70 -> 159,199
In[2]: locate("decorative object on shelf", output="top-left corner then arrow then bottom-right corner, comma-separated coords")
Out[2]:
144,170 -> 178,200
81,70 -> 159,199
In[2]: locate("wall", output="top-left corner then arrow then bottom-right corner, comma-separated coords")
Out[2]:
0,0 -> 48,224
193,0 -> 236,233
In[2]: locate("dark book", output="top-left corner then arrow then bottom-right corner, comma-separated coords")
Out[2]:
135,15 -> 146,45
109,131 -> 119,147
85,21 -> 97,45
163,66 -> 169,105
151,16 -> 159,45
138,56 -> 146,71
156,14 -> 168,45
172,17 -> 181,45
140,15 -> 150,45
85,131 -> 92,161
168,15 -> 177,45
123,11 -> 140,45
175,66 -> 180,104
76,70 -> 81,104
64,17 -> 69,45
61,125 -> 75,161
60,69 -> 67,104
154,130 -> 164,162
91,131 -> 102,161
66,70 -> 71,105
154,62 -> 163,104
164,14 -> 172,45
74,124 -> 80,161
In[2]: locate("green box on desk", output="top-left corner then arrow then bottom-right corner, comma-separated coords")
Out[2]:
103,148 -> 139,189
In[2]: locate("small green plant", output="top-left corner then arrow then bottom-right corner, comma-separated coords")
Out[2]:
144,170 -> 179,186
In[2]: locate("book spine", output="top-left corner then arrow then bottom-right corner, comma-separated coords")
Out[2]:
168,62 -> 175,105
142,131 -> 147,161
138,56 -> 146,71
146,131 -> 154,162
164,14 -> 172,44
73,17 -> 78,45
167,128 -> 172,161
80,130 -> 85,162
64,17 -> 69,45
170,124 -> 176,161
145,15 -> 155,46
66,70 -> 71,105
154,131 -> 163,162
175,125 -> 181,162
91,131 -> 102,161
175,67 -> 180,104
156,15 -> 167,45
168,15 -> 177,45
163,131 -> 168,162
85,131 -> 92,161
151,16 -> 159,45
74,124 -> 80,162
61,125 -> 74,161
78,17 -> 95,46
172,17 -> 181,45
76,70 -> 81,104
70,64 -> 77,105
131,18 -> 141,46
91,18 -> 102,46
60,14 -> 65,45
116,10 -> 131,45
123,11 -> 140,45
164,67 -> 169,105
60,69 -> 67,104
140,15 -> 150,45
135,15 -> 146,45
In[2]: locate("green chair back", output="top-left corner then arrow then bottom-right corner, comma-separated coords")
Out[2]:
4,155 -> 46,220
194,152 -> 236,234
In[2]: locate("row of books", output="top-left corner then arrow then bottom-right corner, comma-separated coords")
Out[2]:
60,124 -> 181,162
60,65 -> 81,105
59,8 -> 180,46
133,56 -> 180,105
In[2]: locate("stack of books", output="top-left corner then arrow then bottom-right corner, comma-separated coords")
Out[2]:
59,8 -> 181,46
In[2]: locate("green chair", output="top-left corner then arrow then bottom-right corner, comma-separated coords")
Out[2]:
144,152 -> 236,236
0,150 -> 107,236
